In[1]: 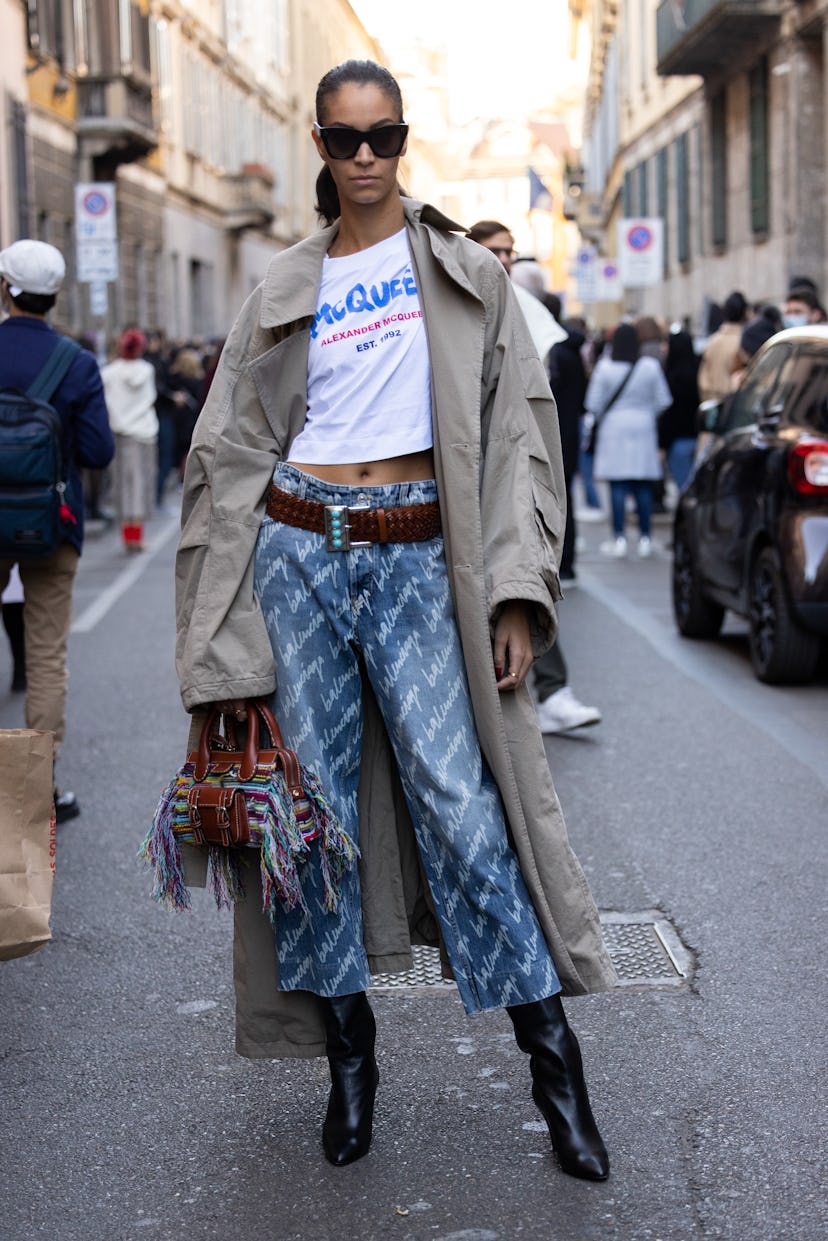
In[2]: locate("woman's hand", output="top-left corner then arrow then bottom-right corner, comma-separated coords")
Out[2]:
215,698 -> 248,720
492,602 -> 534,692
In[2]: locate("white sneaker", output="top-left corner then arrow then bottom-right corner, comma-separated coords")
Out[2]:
638,535 -> 653,558
536,686 -> 602,734
576,507 -> 605,523
600,536 -> 628,558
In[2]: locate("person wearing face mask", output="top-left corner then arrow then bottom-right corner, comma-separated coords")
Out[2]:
783,286 -> 824,330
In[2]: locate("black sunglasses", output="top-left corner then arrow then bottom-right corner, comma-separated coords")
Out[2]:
313,122 -> 409,161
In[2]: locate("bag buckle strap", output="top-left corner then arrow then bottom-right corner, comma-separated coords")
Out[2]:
324,503 -> 371,552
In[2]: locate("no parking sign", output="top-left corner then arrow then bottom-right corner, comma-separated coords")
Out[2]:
75,182 -> 118,283
617,218 -> 663,288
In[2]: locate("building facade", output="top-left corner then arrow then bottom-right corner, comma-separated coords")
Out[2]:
571,0 -> 828,326
5,0 -> 381,342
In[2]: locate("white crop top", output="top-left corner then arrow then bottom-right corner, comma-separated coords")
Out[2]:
287,228 -> 433,464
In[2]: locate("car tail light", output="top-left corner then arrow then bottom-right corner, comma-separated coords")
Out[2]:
788,439 -> 828,494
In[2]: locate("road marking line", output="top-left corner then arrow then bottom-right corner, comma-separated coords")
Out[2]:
577,567 -> 828,790
71,517 -> 180,635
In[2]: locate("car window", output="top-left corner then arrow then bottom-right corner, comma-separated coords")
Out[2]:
782,345 -> 828,434
722,344 -> 788,432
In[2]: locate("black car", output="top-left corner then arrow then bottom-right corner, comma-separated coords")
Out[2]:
672,327 -> 828,683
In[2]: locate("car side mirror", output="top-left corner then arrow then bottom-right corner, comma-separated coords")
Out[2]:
697,399 -> 723,434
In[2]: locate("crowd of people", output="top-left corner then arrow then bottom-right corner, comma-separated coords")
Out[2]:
532,277 -> 826,568
93,330 -> 223,551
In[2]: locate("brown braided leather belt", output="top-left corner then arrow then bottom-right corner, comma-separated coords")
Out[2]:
266,485 -> 442,551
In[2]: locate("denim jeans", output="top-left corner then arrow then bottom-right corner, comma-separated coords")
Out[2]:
666,438 -> 697,493
609,479 -> 654,537
252,463 -> 561,1014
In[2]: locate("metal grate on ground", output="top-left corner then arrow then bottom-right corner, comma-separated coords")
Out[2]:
370,911 -> 692,992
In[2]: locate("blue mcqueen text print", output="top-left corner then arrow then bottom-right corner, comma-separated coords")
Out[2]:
311,273 -> 419,339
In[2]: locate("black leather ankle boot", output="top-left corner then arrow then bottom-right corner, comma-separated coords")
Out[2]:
321,991 -> 379,1167
507,995 -> 609,1181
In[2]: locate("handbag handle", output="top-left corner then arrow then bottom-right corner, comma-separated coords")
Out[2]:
195,700 -> 287,781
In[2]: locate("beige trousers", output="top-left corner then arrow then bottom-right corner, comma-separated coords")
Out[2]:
0,544 -> 79,747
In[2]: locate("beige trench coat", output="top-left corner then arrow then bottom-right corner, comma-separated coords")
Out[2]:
175,198 -> 617,1059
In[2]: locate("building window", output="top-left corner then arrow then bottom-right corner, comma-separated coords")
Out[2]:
694,124 -> 704,260
711,91 -> 727,249
623,169 -> 634,216
638,161 -> 649,216
676,133 -> 689,264
657,147 -> 668,275
749,57 -> 770,235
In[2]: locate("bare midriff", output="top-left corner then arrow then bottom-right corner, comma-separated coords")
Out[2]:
286,448 -> 435,486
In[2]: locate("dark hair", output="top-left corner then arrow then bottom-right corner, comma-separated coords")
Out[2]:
611,322 -> 640,363
788,275 -> 818,298
723,291 -> 748,323
542,292 -> 562,320
8,289 -> 56,315
787,285 -> 819,311
634,315 -> 664,343
466,220 -> 512,244
314,60 -> 404,226
666,329 -> 696,369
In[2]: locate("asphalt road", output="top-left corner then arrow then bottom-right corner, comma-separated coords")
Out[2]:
0,500 -> 826,1241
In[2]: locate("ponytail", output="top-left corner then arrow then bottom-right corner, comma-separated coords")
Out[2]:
315,165 -> 341,226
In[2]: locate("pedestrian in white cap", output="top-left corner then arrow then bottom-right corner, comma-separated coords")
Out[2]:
0,239 -> 66,298
0,239 -> 114,823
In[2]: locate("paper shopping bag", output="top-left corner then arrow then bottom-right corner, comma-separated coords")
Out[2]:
0,729 -> 56,960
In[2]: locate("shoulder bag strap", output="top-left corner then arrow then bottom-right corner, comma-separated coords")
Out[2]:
595,359 -> 638,428
26,337 -> 81,403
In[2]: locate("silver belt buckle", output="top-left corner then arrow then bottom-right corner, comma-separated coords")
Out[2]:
324,503 -> 371,552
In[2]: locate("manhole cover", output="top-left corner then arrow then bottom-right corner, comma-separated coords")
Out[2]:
370,912 -> 692,992
599,911 -> 692,986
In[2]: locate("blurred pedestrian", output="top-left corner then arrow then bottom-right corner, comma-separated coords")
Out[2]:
167,347 -> 204,475
586,322 -> 672,557
698,291 -> 748,401
102,328 -> 158,552
547,316 -> 589,585
0,239 -> 114,822
468,219 -> 601,733
145,330 -> 178,506
659,328 -> 700,492
174,63 -> 614,1182
1,564 -> 25,692
783,286 -> 824,329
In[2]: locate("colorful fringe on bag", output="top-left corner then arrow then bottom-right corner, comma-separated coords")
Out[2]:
139,759 -> 357,920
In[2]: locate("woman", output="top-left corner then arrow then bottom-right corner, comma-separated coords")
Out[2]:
101,328 -> 157,551
166,346 -> 204,479
586,322 -> 672,557
176,60 -> 615,1179
660,329 -> 701,493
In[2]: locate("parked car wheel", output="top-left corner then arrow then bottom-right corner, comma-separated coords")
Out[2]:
748,547 -> 821,684
672,522 -> 725,638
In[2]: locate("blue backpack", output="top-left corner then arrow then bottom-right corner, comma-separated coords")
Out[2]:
0,336 -> 81,559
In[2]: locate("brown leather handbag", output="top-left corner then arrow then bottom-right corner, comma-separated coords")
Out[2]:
140,700 -> 355,917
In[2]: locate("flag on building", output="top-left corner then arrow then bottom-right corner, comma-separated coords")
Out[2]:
529,168 -> 553,213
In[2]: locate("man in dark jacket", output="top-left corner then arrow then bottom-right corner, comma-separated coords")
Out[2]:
547,317 -> 588,584
0,240 -> 114,822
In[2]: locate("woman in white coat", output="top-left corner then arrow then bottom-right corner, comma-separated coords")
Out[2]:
586,322 -> 672,557
102,329 -> 158,551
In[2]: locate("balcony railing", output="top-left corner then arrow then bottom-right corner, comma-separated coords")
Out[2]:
221,164 -> 277,232
76,76 -> 157,163
656,0 -> 784,77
